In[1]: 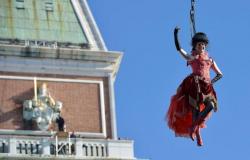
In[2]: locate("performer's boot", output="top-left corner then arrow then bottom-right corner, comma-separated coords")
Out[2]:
190,101 -> 212,141
189,127 -> 196,141
191,100 -> 214,144
193,100 -> 215,131
198,100 -> 214,121
190,108 -> 199,141
196,127 -> 203,146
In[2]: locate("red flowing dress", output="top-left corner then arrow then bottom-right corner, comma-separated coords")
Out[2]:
166,51 -> 217,137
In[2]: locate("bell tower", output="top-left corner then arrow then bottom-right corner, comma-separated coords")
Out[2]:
0,0 -> 135,159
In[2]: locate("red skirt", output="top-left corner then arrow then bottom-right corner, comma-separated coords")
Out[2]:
166,74 -> 217,137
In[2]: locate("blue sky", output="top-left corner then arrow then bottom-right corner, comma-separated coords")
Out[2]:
89,1 -> 250,159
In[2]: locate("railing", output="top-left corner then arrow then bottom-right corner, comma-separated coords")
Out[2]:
0,38 -> 90,49
0,135 -> 134,159
0,139 -> 8,153
16,140 -> 41,155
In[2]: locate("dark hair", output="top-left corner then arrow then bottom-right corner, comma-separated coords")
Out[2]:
192,32 -> 209,50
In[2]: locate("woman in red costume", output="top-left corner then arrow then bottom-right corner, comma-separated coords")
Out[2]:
166,27 -> 223,146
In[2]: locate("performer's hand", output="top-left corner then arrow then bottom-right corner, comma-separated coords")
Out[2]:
174,27 -> 181,51
174,27 -> 180,35
211,74 -> 223,84
213,105 -> 218,112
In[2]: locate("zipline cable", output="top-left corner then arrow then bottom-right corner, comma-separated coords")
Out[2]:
190,0 -> 196,39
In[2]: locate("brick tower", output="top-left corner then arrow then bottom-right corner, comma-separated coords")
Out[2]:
0,0 -> 135,159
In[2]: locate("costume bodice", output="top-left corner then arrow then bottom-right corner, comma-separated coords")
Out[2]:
188,51 -> 213,80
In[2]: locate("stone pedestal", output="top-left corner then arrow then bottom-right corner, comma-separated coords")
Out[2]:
9,138 -> 16,155
42,139 -> 50,155
107,140 -> 135,159
75,139 -> 83,157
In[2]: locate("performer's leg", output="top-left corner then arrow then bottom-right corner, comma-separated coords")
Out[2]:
190,108 -> 199,141
196,127 -> 203,146
190,100 -> 214,140
192,108 -> 199,122
199,100 -> 214,120
191,100 -> 214,140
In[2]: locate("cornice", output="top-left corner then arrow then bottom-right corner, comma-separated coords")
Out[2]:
0,44 -> 122,78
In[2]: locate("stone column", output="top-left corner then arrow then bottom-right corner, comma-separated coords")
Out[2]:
75,139 -> 83,157
108,73 -> 118,139
9,138 -> 17,155
42,139 -> 50,155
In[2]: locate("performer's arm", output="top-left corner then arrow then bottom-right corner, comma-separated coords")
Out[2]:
211,60 -> 223,84
174,27 -> 194,61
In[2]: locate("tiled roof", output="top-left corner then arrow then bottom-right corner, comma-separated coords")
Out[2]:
0,0 -> 88,44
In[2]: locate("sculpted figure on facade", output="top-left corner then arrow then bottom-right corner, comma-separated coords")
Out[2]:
23,82 -> 63,131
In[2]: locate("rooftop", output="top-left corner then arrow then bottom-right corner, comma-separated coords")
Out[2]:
0,0 -> 88,47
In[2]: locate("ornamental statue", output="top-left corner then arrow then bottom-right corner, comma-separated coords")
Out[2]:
23,78 -> 63,131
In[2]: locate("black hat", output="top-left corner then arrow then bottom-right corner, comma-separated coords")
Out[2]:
192,32 -> 209,47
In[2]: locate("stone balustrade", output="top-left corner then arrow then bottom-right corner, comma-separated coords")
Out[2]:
0,135 -> 135,159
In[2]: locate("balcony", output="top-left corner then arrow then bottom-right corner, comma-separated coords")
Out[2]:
0,134 -> 135,160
